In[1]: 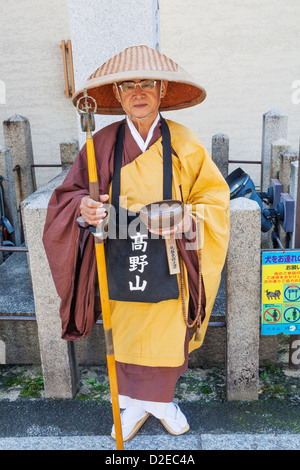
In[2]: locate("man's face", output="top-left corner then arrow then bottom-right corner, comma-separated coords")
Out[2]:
113,79 -> 167,120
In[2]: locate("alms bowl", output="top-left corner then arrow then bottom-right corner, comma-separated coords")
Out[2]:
139,199 -> 184,231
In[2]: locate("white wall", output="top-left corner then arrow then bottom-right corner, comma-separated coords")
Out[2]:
1,1 -> 299,189
0,0 -> 78,187
160,0 -> 300,186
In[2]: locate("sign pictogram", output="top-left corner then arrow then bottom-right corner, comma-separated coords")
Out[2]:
283,306 -> 300,323
263,307 -> 281,323
284,284 -> 300,302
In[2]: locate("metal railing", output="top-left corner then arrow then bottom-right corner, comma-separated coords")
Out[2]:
0,246 -> 28,252
0,315 -> 225,327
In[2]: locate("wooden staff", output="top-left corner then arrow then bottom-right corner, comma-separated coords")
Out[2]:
76,89 -> 124,450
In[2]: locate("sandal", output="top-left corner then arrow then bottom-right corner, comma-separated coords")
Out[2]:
160,403 -> 190,436
111,410 -> 150,442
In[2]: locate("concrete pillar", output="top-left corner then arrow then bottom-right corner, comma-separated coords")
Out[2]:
3,115 -> 37,241
21,169 -> 79,398
3,115 -> 37,202
226,198 -> 261,401
279,147 -> 299,193
212,133 -> 229,178
261,109 -> 288,192
270,139 -> 291,181
68,0 -> 160,148
0,146 -> 21,246
0,340 -> 5,364
290,160 -> 299,204
60,139 -> 79,171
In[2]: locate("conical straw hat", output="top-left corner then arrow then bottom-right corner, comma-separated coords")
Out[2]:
72,45 -> 206,115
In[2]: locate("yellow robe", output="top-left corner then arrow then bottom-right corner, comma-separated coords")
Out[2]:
108,119 -> 230,368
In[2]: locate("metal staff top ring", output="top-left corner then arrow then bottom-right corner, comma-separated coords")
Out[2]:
76,88 -> 97,115
76,89 -> 98,132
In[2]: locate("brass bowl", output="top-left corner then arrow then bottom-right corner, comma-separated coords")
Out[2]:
139,199 -> 184,231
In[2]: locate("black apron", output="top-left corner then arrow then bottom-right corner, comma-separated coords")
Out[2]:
105,117 -> 179,303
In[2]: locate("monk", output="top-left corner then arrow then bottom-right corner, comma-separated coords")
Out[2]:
43,45 -> 230,442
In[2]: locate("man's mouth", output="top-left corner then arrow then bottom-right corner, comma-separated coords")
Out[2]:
133,103 -> 148,108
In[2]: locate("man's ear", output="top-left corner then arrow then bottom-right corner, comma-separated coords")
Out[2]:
160,80 -> 168,99
113,83 -> 121,102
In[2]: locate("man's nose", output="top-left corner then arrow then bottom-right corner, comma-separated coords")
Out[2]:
134,83 -> 145,94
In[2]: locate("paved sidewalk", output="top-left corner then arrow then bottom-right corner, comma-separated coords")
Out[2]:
0,398 -> 299,451
0,433 -> 299,450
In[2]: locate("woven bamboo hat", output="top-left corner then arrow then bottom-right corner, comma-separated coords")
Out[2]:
72,45 -> 206,115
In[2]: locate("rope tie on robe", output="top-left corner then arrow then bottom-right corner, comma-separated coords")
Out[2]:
179,212 -> 203,331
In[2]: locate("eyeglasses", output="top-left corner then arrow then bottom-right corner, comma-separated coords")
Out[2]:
118,80 -> 157,94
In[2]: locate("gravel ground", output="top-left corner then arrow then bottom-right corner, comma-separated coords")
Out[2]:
0,335 -> 299,404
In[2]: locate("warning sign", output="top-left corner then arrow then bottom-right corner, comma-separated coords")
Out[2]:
263,306 -> 281,323
261,250 -> 300,335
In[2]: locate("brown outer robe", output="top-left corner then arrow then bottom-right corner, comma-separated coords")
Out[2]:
43,118 -> 205,402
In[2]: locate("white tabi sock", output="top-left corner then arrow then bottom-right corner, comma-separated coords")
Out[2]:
162,403 -> 188,433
